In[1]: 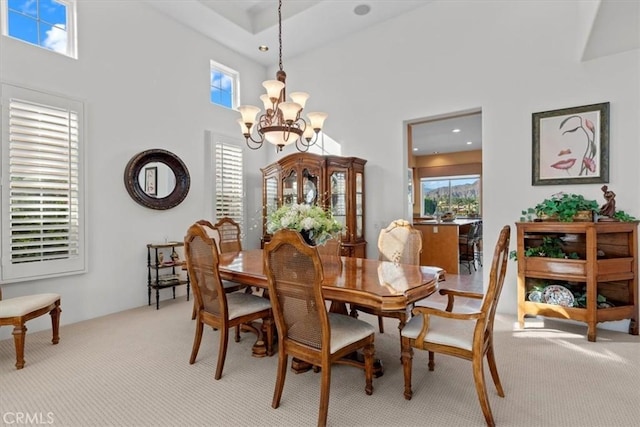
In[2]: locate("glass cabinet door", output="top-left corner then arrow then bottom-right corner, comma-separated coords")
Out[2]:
355,172 -> 363,239
282,170 -> 297,206
330,171 -> 347,238
301,168 -> 318,205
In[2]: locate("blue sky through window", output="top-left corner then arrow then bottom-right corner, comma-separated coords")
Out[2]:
7,0 -> 68,54
210,70 -> 233,108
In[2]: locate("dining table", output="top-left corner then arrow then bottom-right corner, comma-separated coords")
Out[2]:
217,249 -> 444,376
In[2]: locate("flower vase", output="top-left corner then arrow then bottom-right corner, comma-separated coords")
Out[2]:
300,230 -> 316,246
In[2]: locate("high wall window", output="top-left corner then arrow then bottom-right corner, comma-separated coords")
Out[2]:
1,0 -> 77,58
210,60 -> 239,109
215,142 -> 244,233
1,84 -> 86,282
307,133 -> 341,156
420,175 -> 480,217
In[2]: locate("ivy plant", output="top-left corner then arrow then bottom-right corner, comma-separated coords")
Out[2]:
534,193 -> 599,222
509,236 -> 579,261
613,210 -> 637,222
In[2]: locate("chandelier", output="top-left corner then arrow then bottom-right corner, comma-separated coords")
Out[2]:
237,0 -> 327,153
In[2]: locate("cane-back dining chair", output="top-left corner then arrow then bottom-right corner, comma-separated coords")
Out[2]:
214,217 -> 242,253
190,220 -> 246,322
400,225 -> 511,427
0,288 -> 61,369
214,217 -> 254,293
315,237 -> 341,258
352,219 -> 423,333
264,229 -> 375,427
184,223 -> 273,380
201,218 -> 247,293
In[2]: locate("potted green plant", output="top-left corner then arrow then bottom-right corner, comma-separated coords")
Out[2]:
532,192 -> 599,222
509,236 -> 579,261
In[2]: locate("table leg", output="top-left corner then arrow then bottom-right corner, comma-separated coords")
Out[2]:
246,319 -> 274,358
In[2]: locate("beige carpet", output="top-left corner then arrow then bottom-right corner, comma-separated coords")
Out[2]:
1,298 -> 638,427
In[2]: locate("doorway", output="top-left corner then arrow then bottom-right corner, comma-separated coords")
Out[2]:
406,109 -> 483,220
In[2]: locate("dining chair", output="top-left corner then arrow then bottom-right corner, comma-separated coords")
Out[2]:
474,221 -> 484,267
459,221 -> 479,274
352,219 -> 423,333
190,220 -> 247,323
199,219 -> 247,292
213,217 -> 242,253
315,236 -> 341,258
264,229 -> 375,427
184,223 -> 274,380
0,288 -> 61,369
400,225 -> 511,427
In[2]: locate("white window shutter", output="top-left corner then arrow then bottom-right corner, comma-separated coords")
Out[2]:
215,143 -> 244,234
1,84 -> 86,282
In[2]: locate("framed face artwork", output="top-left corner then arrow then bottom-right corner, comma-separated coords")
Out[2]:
532,102 -> 609,185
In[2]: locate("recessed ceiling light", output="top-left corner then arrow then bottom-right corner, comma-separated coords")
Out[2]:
413,147 -> 418,151
354,4 -> 371,16
258,45 -> 269,52
466,141 -> 473,145
452,128 -> 461,133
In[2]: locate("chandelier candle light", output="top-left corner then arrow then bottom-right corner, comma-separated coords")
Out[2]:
237,0 -> 327,153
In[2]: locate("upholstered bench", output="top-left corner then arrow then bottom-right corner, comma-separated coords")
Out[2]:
0,291 -> 61,369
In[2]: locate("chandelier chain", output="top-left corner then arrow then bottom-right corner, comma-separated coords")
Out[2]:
237,0 -> 326,153
278,0 -> 283,72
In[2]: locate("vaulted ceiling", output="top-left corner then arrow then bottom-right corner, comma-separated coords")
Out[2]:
145,0 -> 639,154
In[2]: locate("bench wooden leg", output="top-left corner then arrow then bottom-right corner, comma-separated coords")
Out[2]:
12,324 -> 27,370
51,302 -> 61,345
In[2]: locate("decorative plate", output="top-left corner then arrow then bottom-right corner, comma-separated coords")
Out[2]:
542,285 -> 575,307
304,181 -> 317,204
528,290 -> 543,303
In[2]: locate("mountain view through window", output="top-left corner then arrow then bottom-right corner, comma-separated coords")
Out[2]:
421,175 -> 480,217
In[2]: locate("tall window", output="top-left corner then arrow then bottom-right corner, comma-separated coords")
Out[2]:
1,0 -> 77,58
420,175 -> 480,217
215,142 -> 244,232
210,60 -> 239,109
1,84 -> 86,282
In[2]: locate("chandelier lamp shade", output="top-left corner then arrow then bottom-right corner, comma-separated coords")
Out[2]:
237,0 -> 327,153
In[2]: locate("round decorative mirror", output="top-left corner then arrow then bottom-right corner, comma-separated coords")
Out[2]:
124,149 -> 190,210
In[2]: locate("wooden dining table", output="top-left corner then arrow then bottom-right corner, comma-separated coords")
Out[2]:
217,249 -> 444,375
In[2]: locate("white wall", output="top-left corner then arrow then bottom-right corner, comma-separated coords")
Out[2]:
0,1 -> 269,338
1,1 -> 638,338
274,1 -> 639,329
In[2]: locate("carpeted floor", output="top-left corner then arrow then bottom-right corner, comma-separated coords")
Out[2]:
1,297 -> 638,426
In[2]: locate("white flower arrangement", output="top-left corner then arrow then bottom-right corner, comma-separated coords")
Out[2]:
266,203 -> 343,245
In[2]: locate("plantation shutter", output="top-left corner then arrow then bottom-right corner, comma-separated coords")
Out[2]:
215,142 -> 244,233
1,84 -> 86,282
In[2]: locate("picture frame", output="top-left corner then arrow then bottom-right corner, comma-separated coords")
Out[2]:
144,166 -> 157,196
532,102 -> 609,186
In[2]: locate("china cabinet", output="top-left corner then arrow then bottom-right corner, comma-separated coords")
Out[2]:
146,241 -> 190,309
516,221 -> 638,341
261,153 -> 367,257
